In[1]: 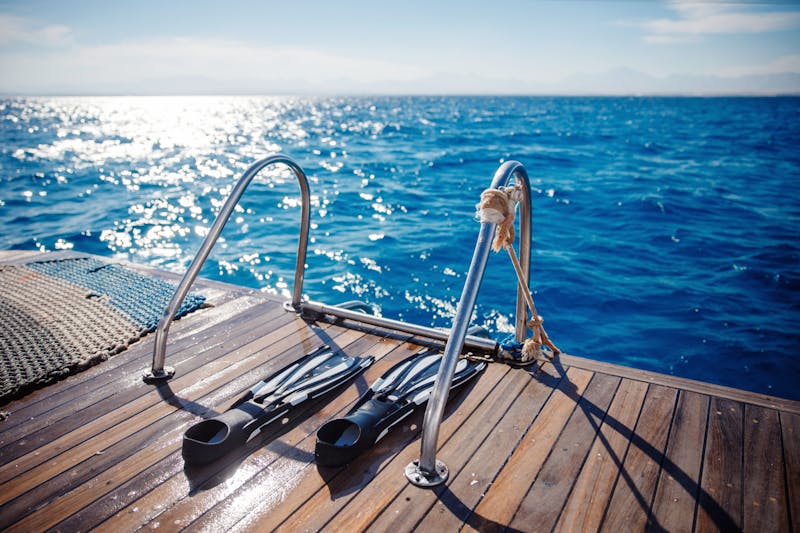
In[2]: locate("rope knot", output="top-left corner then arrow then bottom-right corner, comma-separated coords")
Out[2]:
478,186 -> 520,251
477,183 -> 560,364
527,315 -> 543,328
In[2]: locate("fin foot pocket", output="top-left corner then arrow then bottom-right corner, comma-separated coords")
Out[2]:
182,345 -> 373,465
315,350 -> 486,467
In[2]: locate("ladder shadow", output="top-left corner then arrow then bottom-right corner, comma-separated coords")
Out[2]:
436,354 -> 738,532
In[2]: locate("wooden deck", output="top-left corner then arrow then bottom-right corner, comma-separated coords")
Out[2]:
1,250 -> 798,532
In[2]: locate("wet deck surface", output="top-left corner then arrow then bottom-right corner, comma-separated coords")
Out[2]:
1,250 -> 798,532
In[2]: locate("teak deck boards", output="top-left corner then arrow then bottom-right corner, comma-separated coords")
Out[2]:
1,251 -> 798,532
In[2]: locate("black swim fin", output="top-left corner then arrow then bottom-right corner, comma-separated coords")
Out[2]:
315,349 -> 486,467
183,345 -> 373,465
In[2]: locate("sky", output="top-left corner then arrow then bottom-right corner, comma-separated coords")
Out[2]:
0,0 -> 799,95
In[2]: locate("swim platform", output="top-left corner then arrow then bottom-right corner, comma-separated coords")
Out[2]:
0,249 -> 797,532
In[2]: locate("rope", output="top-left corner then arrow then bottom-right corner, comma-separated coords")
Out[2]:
478,185 -> 560,364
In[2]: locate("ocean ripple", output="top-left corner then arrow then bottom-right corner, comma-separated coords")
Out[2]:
1,95 -> 798,399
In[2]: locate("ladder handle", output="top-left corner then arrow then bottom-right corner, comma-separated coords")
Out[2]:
413,160 -> 532,481
146,154 -> 310,380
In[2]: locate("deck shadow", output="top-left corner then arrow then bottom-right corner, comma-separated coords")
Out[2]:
153,381 -> 222,418
431,354 -> 738,532
435,485 -> 527,533
548,353 -> 737,532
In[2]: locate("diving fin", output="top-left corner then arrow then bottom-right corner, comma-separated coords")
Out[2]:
183,345 -> 373,465
315,349 -> 486,467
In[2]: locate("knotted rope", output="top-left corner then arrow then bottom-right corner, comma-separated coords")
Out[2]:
478,185 -> 559,363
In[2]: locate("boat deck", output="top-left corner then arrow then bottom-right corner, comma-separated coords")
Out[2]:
1,250 -> 798,532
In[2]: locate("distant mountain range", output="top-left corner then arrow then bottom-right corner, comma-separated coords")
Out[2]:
6,67 -> 800,96
549,67 -> 800,96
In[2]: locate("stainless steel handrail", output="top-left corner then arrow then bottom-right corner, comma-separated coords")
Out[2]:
405,160 -> 532,487
144,154 -> 311,382
300,300 -> 498,354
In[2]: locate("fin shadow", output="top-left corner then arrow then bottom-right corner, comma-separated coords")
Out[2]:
180,325 -> 374,493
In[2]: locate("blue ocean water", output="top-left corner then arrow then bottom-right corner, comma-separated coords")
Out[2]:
1,96 -> 798,400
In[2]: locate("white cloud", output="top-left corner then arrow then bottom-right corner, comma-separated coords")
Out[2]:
0,37 -> 430,93
0,14 -> 72,46
642,1 -> 800,43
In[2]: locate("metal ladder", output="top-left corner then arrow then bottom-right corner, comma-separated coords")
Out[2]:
144,154 -> 310,381
144,154 -> 533,489
405,160 -> 533,487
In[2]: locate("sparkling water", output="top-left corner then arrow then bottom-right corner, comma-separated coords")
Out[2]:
1,96 -> 798,399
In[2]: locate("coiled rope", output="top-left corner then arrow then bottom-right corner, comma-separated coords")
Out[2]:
478,185 -> 559,363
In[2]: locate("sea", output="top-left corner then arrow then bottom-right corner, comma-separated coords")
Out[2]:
1,96 -> 798,400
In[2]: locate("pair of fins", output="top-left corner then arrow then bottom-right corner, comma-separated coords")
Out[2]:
182,345 -> 486,466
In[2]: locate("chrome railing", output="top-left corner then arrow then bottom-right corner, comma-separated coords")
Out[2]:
144,154 -> 311,381
299,300 -> 498,354
145,155 -> 533,490
405,160 -> 532,487
143,153 -> 508,383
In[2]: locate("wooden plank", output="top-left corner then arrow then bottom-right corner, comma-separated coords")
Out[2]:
0,318 -> 342,527
2,250 -> 798,533
781,412 -> 800,533
462,367 -> 595,533
553,378 -> 649,533
558,353 -> 800,415
390,364 -> 563,532
599,384 -> 677,532
280,366 -> 513,533
508,372 -> 621,532
649,390 -> 710,532
88,336 -> 412,531
0,307 -> 310,495
0,321 -> 362,531
238,364 -> 514,533
368,363 -> 564,532
695,397 -> 743,533
85,334 -> 413,533
188,345 -> 505,533
1,321 -> 360,532
0,298 -> 285,459
742,404 -> 790,532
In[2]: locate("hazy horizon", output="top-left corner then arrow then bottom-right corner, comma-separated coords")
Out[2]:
1,0 -> 799,96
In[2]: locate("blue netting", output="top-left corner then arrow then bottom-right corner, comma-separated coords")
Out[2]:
27,257 -> 205,332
